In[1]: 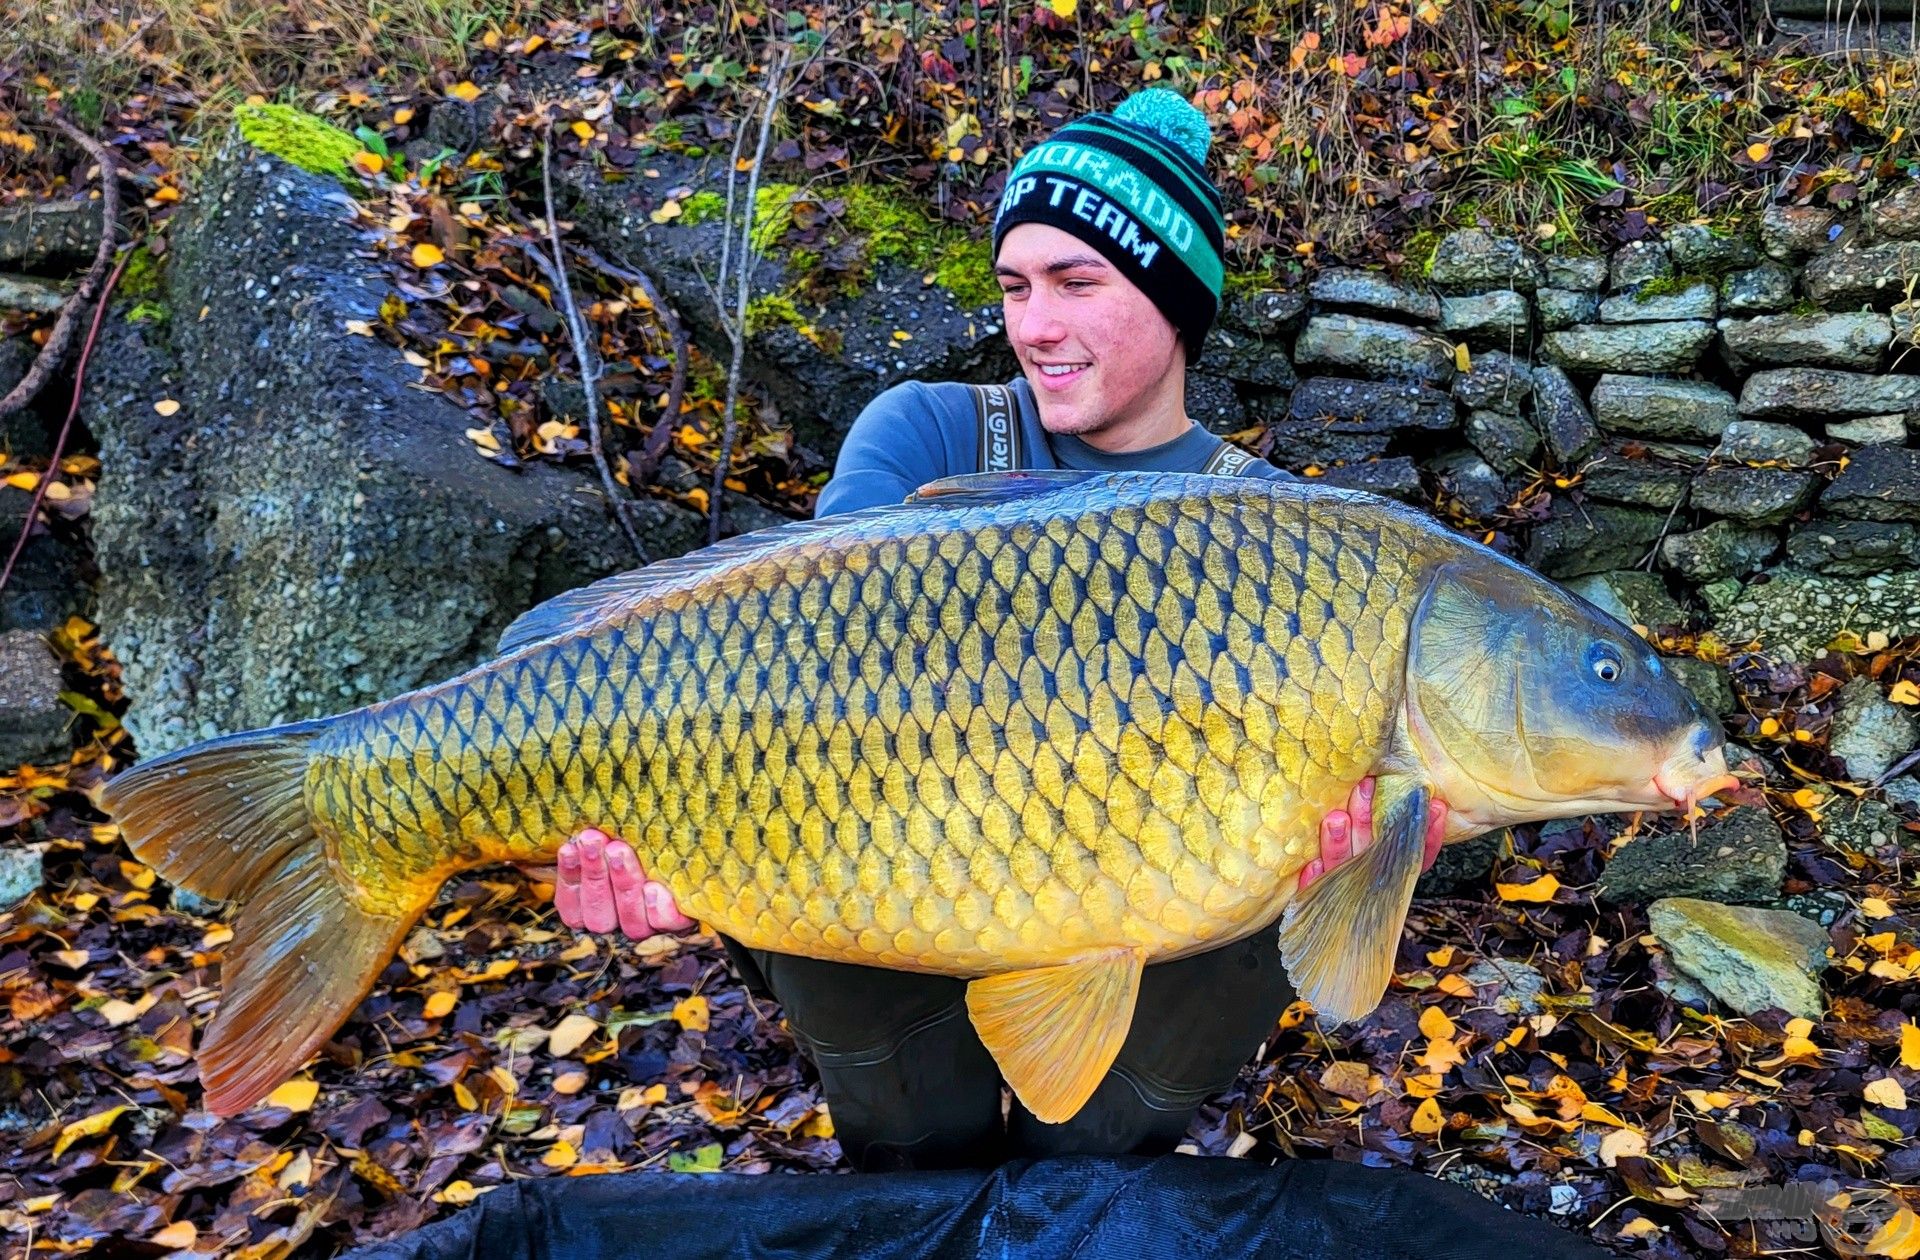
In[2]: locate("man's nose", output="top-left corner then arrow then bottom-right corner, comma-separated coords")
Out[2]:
1012,289 -> 1066,346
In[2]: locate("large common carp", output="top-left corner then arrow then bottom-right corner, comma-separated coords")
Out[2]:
100,470 -> 1735,1121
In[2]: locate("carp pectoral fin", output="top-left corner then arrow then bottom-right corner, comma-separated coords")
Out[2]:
1278,782 -> 1432,1026
964,946 -> 1147,1124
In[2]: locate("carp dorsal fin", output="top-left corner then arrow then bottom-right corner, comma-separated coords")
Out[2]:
965,946 -> 1146,1124
1277,780 -> 1432,1025
495,472 -> 1103,655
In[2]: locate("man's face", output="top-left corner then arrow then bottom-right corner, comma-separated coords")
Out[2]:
995,223 -> 1184,441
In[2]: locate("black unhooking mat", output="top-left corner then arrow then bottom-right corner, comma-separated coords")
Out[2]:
341,1154 -> 1611,1260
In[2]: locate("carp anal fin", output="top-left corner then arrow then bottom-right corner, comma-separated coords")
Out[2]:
965,946 -> 1146,1124
908,468 -> 1105,504
1277,782 -> 1431,1025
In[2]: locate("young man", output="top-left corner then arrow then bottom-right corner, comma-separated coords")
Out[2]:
547,90 -> 1451,1170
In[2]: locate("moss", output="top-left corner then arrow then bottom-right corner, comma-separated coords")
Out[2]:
744,291 -> 807,335
118,245 -> 164,300
234,103 -> 364,185
1633,272 -> 1707,300
125,299 -> 169,326
928,240 -> 998,309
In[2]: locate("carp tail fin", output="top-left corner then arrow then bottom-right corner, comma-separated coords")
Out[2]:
1277,782 -> 1431,1025
97,719 -> 412,1116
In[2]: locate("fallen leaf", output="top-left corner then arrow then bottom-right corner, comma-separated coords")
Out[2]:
99,992 -> 156,1026
262,1078 -> 319,1113
1746,141 -> 1772,162
1902,1021 -> 1920,1069
423,990 -> 457,1019
571,120 -> 595,142
149,1221 -> 196,1248
1411,1097 -> 1444,1134
1891,680 -> 1920,705
548,1012 -> 599,1058
542,1139 -> 578,1169
1047,0 -> 1078,17
1599,1128 -> 1648,1167
448,81 -> 482,102
1864,896 -> 1895,919
1864,1205 -> 1920,1259
1495,872 -> 1560,902
1418,1006 -> 1456,1040
54,1105 -> 128,1159
1865,1077 -> 1909,1110
153,398 -> 180,416
673,996 -> 710,1032
412,243 -> 445,268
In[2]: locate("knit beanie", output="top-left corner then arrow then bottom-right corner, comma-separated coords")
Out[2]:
991,88 -> 1228,355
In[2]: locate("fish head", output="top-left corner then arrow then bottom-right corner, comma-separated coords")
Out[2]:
1402,559 -> 1737,833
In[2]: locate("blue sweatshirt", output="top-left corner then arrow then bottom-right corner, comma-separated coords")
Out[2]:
815,375 -> 1293,517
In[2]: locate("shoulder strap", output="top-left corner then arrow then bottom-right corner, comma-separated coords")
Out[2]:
1201,441 -> 1260,477
970,383 -> 1023,473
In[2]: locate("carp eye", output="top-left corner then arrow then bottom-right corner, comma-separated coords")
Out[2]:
1589,648 -> 1623,683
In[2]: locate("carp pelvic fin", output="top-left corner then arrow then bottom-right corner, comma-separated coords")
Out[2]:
907,469 -> 1103,505
964,946 -> 1146,1124
1277,782 -> 1432,1026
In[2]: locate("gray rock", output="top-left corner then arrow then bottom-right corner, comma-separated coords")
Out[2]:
1293,314 -> 1455,384
1464,408 -> 1541,473
1536,287 -> 1599,331
1714,419 -> 1819,465
1428,230 -> 1545,294
1714,566 -> 1920,659
0,200 -> 103,270
0,843 -> 45,914
1720,262 -> 1799,314
1317,456 -> 1424,502
1590,375 -> 1738,440
1598,282 -> 1717,324
1661,520 -> 1781,582
1463,960 -> 1549,1016
0,337 -> 39,460
1308,267 -> 1440,323
1530,364 -> 1600,463
1700,577 -> 1744,618
1541,321 -> 1715,374
1220,288 -> 1309,339
1773,890 -> 1853,929
1451,349 -> 1533,414
1610,240 -> 1673,291
1195,326 -> 1299,389
1581,440 -> 1697,509
1828,676 -> 1918,784
1827,415 -> 1908,445
1265,422 -> 1393,467
1666,224 -> 1761,273
1887,777 -> 1920,812
1646,897 -> 1829,1019
1869,182 -> 1920,240
1804,240 -> 1920,308
0,630 -> 67,769
1566,570 -> 1687,629
1821,444 -> 1920,521
1823,797 -> 1908,858
1785,520 -> 1920,576
1524,501 -> 1670,578
1545,254 -> 1610,291
1282,376 -> 1456,434
1414,830 -> 1501,896
1739,367 -> 1920,420
1186,372 -> 1247,435
1600,807 -> 1788,905
1430,450 -> 1510,520
1439,291 -> 1530,348
0,483 -> 88,636
1718,310 -> 1891,373
1669,656 -> 1740,717
0,274 -> 70,314
1691,467 -> 1821,526
1762,203 -> 1839,262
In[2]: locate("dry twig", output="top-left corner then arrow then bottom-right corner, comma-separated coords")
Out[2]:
574,242 -> 686,486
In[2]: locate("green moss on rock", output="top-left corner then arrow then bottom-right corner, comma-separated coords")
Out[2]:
119,245 -> 165,299
234,103 -> 364,184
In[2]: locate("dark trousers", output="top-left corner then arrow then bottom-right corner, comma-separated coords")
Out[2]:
720,924 -> 1295,1172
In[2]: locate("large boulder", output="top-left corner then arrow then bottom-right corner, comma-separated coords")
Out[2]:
1647,897 -> 1830,1019
1785,520 -> 1920,576
1292,314 -> 1455,384
1541,321 -> 1714,374
88,143 -> 708,755
1828,677 -> 1918,784
1589,375 -> 1738,441
1717,310 -> 1891,373
1738,368 -> 1920,421
1599,808 -> 1788,905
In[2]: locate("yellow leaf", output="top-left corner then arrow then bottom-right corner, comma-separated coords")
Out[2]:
1746,141 -> 1772,162
1437,973 -> 1474,997
344,319 -> 375,336
649,199 -> 683,225
1902,1021 -> 1920,1069
1865,1205 -> 1920,1259
412,243 -> 445,268
120,860 -> 154,890
1865,1077 -> 1909,1110
673,996 -> 710,1032
4,471 -> 38,490
449,81 -> 482,102
1403,1072 -> 1444,1098
453,1081 -> 478,1110
25,1194 -> 59,1212
542,1139 -> 578,1169
52,949 -> 90,969
1599,1128 -> 1648,1167
1426,945 -> 1455,967
1495,872 -> 1560,903
1047,0 -> 1078,16
423,990 -> 457,1019
571,121 -> 595,142
394,108 -> 416,125
435,1181 -> 497,1205
548,1012 -> 599,1058
54,1105 -> 128,1159
263,1078 -> 319,1113
465,427 -> 500,452
1891,680 -> 1920,705
1864,897 -> 1895,919
350,151 -> 384,176
154,399 -> 180,417
1418,1006 -> 1455,1040
1410,1097 -> 1444,1134
201,924 -> 233,947
1453,342 -> 1471,372
149,1221 -> 196,1249
99,993 -> 156,1026
1617,1218 -> 1661,1240
553,1070 -> 588,1095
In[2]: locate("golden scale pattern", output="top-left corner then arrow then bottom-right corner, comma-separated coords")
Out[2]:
308,480 -> 1429,972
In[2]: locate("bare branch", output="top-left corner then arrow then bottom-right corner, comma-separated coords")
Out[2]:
573,242 -> 686,485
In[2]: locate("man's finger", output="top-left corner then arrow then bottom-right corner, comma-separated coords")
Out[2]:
555,840 -> 583,929
578,833 -> 618,934
1320,810 -> 1352,871
1296,858 -> 1324,893
645,881 -> 695,931
607,842 -> 655,941
1349,777 -> 1375,855
1422,799 -> 1448,871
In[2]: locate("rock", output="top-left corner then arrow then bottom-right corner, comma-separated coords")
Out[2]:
1430,450 -> 1510,520
1718,310 -> 1891,373
1590,375 -> 1738,441
1293,314 -> 1455,384
1545,254 -> 1610,291
1566,570 -> 1687,629
1720,262 -> 1798,314
1828,676 -> 1918,784
1646,897 -> 1829,1019
1598,282 -> 1717,324
1714,567 -> 1920,660
0,336 -> 39,459
1450,350 -> 1533,414
0,843 -> 45,913
1317,457 -> 1424,501
1195,327 -> 1299,389
1524,501 -> 1670,579
0,485 -> 88,634
1869,182 -> 1920,240
1428,230 -> 1545,294
1785,520 -> 1920,576
1610,241 -> 1673,291
1264,377 -> 1452,465
0,200 -> 103,271
1661,520 -> 1781,582
1219,288 -> 1309,339
1713,419 -> 1818,465
0,274 -> 70,314
1666,224 -> 1761,273
1827,415 -> 1908,445
1669,656 -> 1740,717
1691,467 -> 1821,526
1535,287 -> 1598,331
1530,364 -> 1600,463
1266,422 -> 1392,467
1463,960 -> 1549,1016
1804,240 -> 1920,308
1414,830 -> 1500,896
1887,777 -> 1920,812
1580,440 -> 1698,509
1773,890 -> 1853,929
1739,367 -> 1920,420
1820,445 -> 1920,521
1822,797 -> 1908,858
1308,267 -> 1440,323
1600,808 -> 1788,905
89,145 -> 711,755
1186,372 -> 1246,435
1541,321 -> 1714,374
1761,203 -> 1839,262
1438,291 -> 1530,348
0,630 -> 67,769
1464,408 -> 1541,473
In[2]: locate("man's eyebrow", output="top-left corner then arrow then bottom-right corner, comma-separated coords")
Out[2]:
993,254 -> 1111,278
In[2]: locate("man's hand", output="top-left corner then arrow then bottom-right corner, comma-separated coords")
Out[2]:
551,829 -> 694,940
1295,778 -> 1451,894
